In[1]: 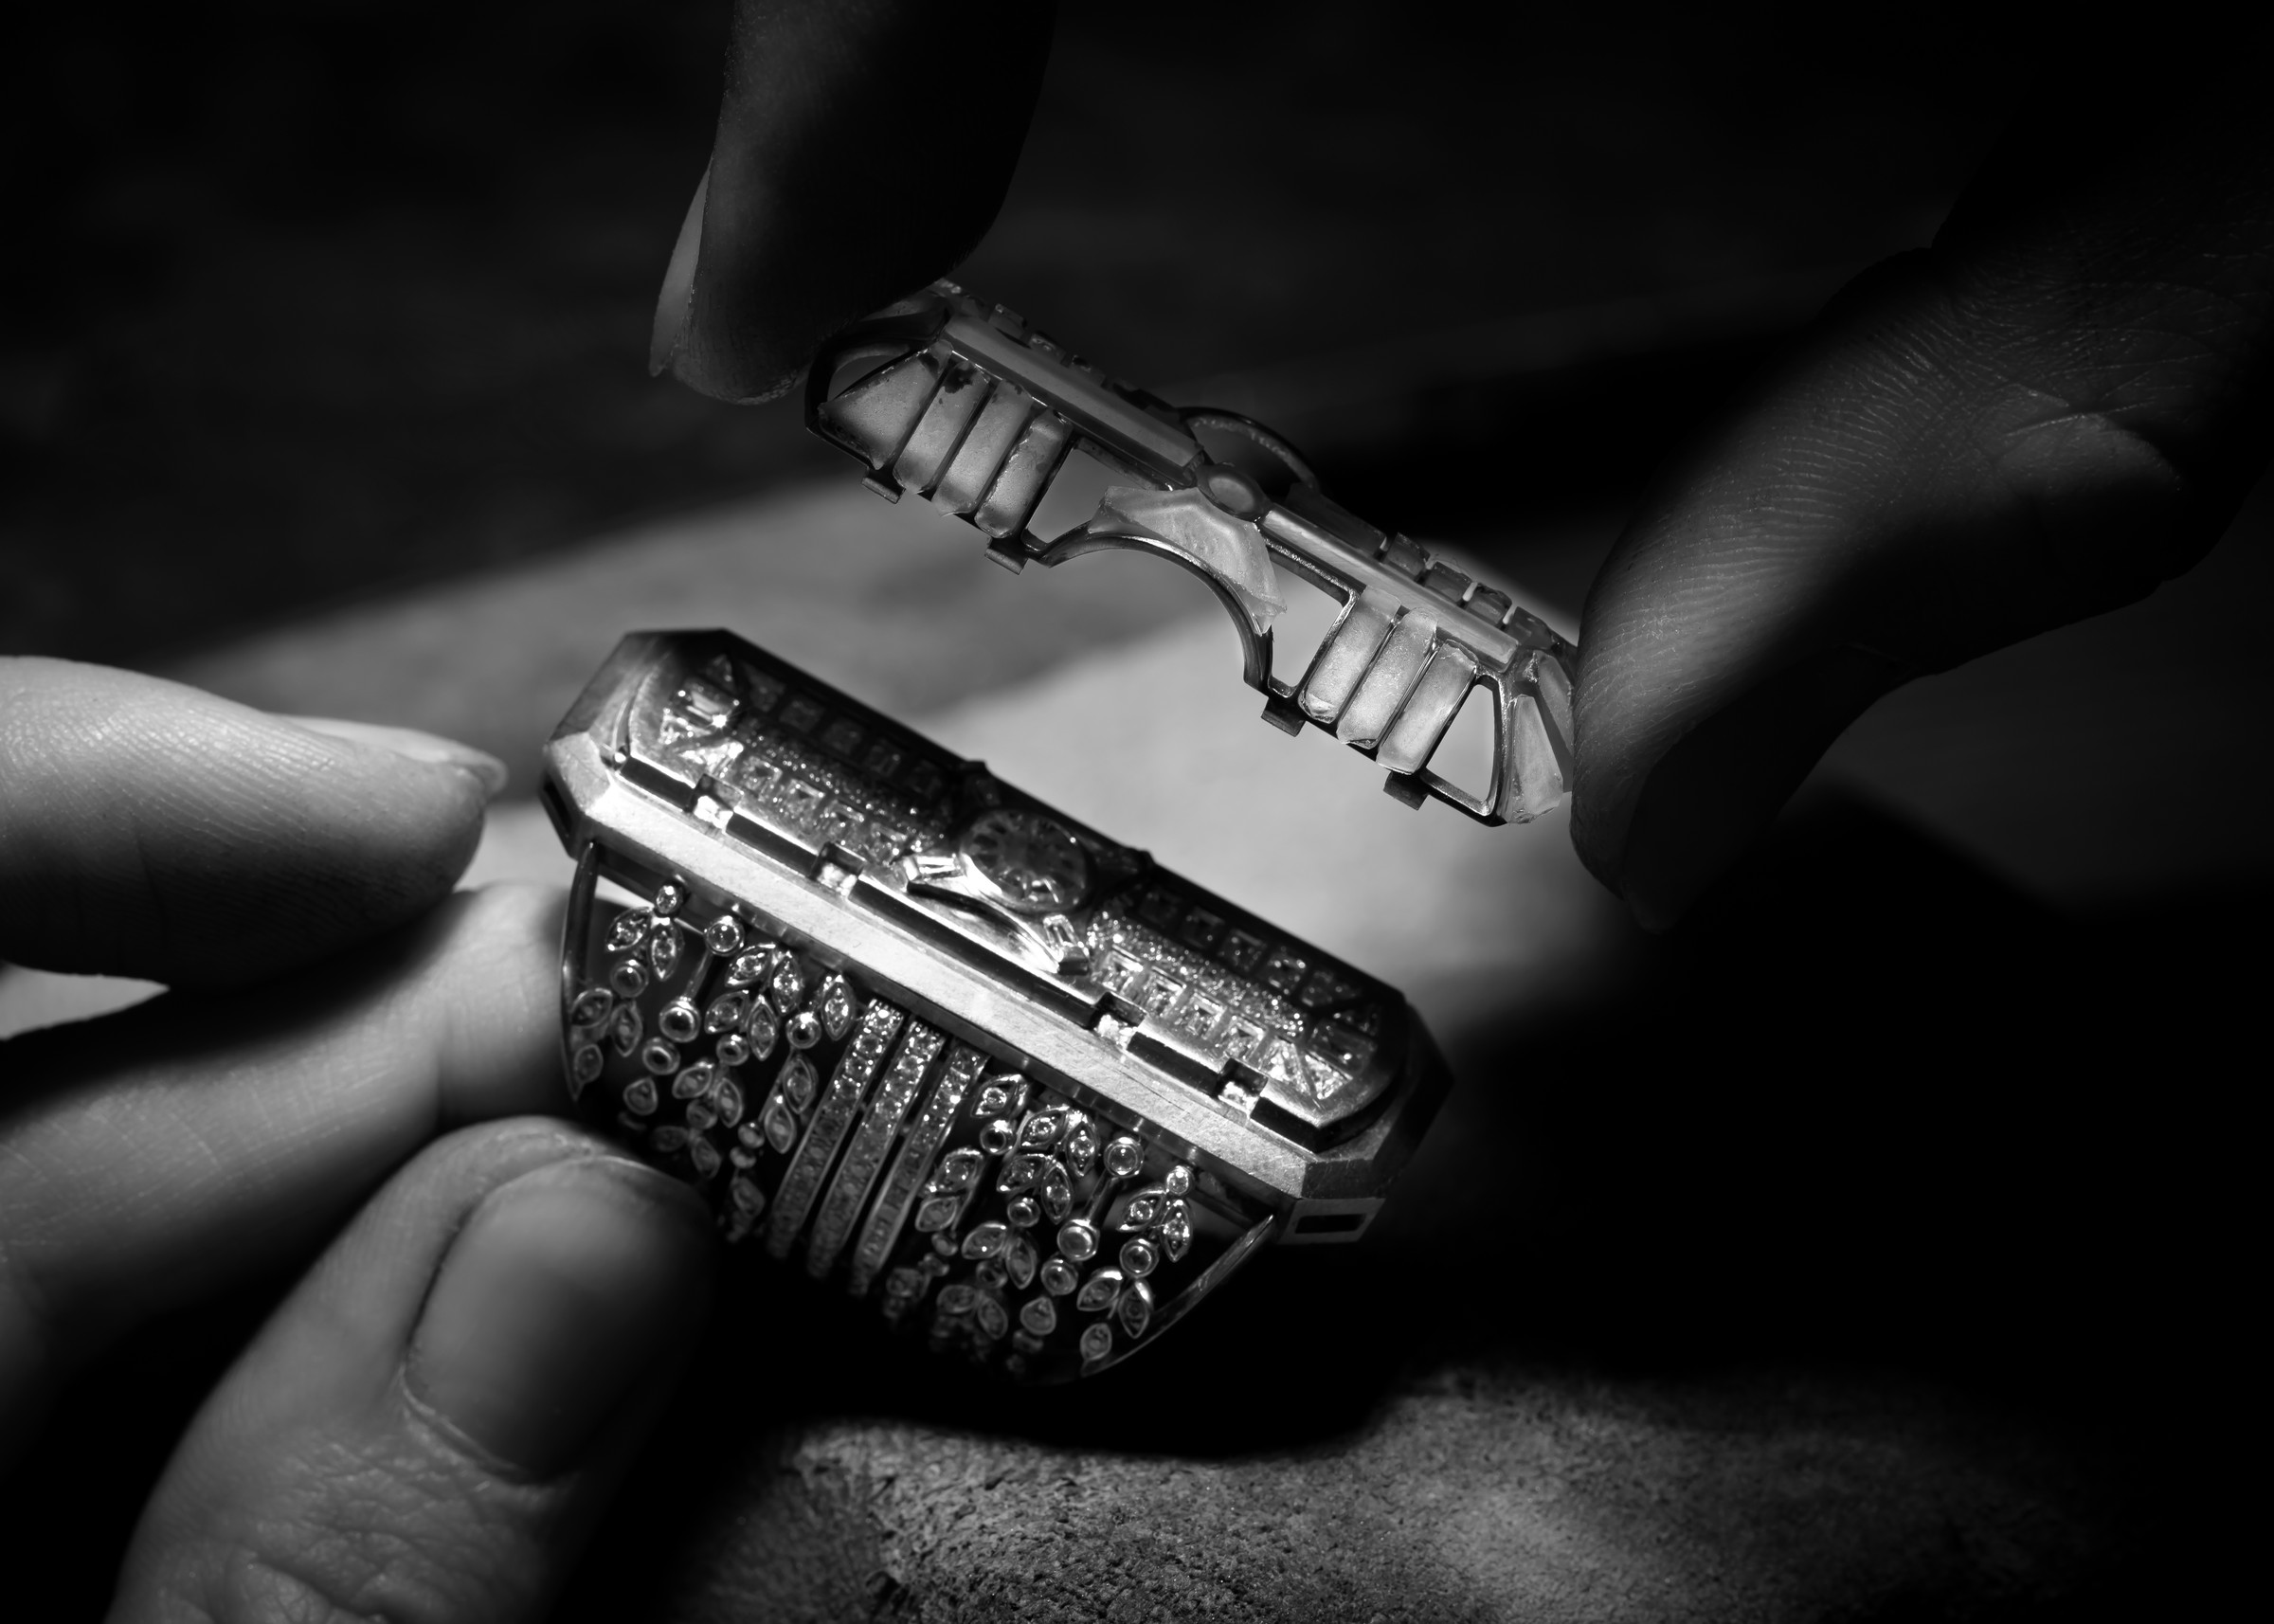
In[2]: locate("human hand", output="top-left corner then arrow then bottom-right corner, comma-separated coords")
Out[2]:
0,660 -> 713,1623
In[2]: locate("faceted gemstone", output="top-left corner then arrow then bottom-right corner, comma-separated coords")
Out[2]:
928,1147 -> 984,1193
781,1056 -> 819,1112
689,1137 -> 721,1178
650,929 -> 683,982
1020,1110 -> 1064,1148
997,1152 -> 1043,1193
746,999 -> 780,1058
979,1119 -> 1016,1156
1159,1201 -> 1192,1262
975,1259 -> 1008,1290
653,883 -> 685,917
641,1038 -> 679,1075
607,910 -> 651,951
931,1233 -> 958,1256
1114,1193 -> 1161,1231
818,976 -> 857,1040
1104,1136 -> 1145,1180
761,1100 -> 798,1154
1039,1161 -> 1074,1224
1057,1219 -> 1099,1262
1257,1038 -> 1303,1083
673,1061 -> 714,1099
610,1003 -> 642,1056
1020,1295 -> 1057,1337
1221,1019 -> 1266,1065
883,1266 -> 922,1300
659,1000 -> 701,1045
937,1284 -> 976,1316
1260,947 -> 1307,992
726,949 -> 770,988
1120,1237 -> 1158,1278
713,1079 -> 745,1127
1079,1323 -> 1113,1362
705,991 -> 750,1034
1040,1256 -> 1078,1296
716,1033 -> 751,1068
1005,1234 -> 1038,1290
913,1194 -> 963,1233
1303,1052 -> 1349,1104
651,1127 -> 689,1153
971,1084 -> 1012,1119
609,959 -> 649,999
624,1077 -> 659,1115
962,1222 -> 1009,1259
1005,1196 -> 1039,1228
973,1293 -> 1010,1340
569,986 -> 614,1027
705,916 -> 744,957
1063,1119 -> 1099,1174
570,1044 -> 604,1089
769,960 -> 805,1012
1164,1164 -> 1193,1196
730,1174 -> 765,1215
1117,1278 -> 1155,1339
684,1100 -> 717,1132
1075,1270 -> 1124,1314
785,1011 -> 822,1051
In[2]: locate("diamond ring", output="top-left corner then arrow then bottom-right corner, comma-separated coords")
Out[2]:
545,630 -> 1453,1380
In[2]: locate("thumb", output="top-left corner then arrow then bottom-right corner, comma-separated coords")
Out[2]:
1571,34 -> 2274,927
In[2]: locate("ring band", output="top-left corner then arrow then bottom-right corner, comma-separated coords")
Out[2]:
547,630 -> 1452,1381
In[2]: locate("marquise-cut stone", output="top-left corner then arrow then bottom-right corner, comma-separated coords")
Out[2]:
973,1293 -> 1009,1340
929,1147 -> 985,1192
689,1137 -> 721,1177
1159,1201 -> 1192,1261
1020,1295 -> 1057,1337
1075,1269 -> 1124,1314
706,992 -> 749,1033
937,1284 -> 976,1316
730,1174 -> 765,1215
997,1152 -> 1043,1193
1063,1119 -> 1098,1173
1005,1234 -> 1038,1290
1020,1110 -> 1064,1147
1040,1161 -> 1074,1223
962,1222 -> 1009,1259
623,1077 -> 659,1115
769,961 -> 805,1011
607,911 -> 651,951
610,1003 -> 642,1055
713,1079 -> 744,1127
761,1100 -> 797,1154
1115,1192 -> 1162,1231
913,1193 -> 963,1233
781,1056 -> 819,1111
746,999 -> 779,1058
569,986 -> 613,1027
972,1084 -> 1012,1119
726,950 -> 769,987
570,1044 -> 604,1088
673,1061 -> 714,1099
1117,1278 -> 1154,1339
818,976 -> 857,1040
1079,1323 -> 1113,1362
650,929 -> 682,981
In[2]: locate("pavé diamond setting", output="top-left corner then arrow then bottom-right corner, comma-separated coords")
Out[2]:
547,630 -> 1452,1380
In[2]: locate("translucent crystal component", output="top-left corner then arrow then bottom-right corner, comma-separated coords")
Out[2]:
1120,1237 -> 1158,1278
624,1077 -> 659,1115
785,1011 -> 822,1051
1104,1136 -> 1144,1179
641,1038 -> 678,1075
726,950 -> 769,988
1057,1219 -> 1098,1262
659,1000 -> 700,1045
818,976 -> 857,1040
780,1056 -> 819,1112
1075,1269 -> 1124,1314
649,929 -> 681,982
1078,1322 -> 1113,1362
568,986 -> 613,1027
1040,1256 -> 1078,1295
913,1193 -> 962,1233
1020,1295 -> 1057,1337
761,1100 -> 798,1154
1117,1278 -> 1154,1339
962,1222 -> 1009,1259
929,1147 -> 985,1193
705,916 -> 744,957
673,1061 -> 714,1100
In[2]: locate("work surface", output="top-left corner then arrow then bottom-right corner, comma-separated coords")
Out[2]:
6,478 -> 2264,1620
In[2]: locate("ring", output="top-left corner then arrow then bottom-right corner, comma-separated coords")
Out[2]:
545,629 -> 1453,1381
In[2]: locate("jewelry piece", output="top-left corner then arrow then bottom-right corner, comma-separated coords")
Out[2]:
547,630 -> 1453,1381
804,281 -> 1576,824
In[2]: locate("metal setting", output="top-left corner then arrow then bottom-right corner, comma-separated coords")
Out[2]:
805,282 -> 1577,824
547,630 -> 1453,1381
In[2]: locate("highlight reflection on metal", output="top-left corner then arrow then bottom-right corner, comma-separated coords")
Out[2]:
805,282 -> 1577,824
545,630 -> 1453,1381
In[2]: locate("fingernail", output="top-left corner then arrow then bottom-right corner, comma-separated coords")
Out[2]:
282,715 -> 510,801
649,164 -> 710,377
1616,644 -> 1908,929
406,1157 -> 712,1477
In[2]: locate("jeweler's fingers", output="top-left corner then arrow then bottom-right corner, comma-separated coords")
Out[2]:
0,659 -> 502,988
654,0 -> 1056,403
0,885 -> 562,1470
107,1122 -> 712,1624
1570,32 -> 2274,928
